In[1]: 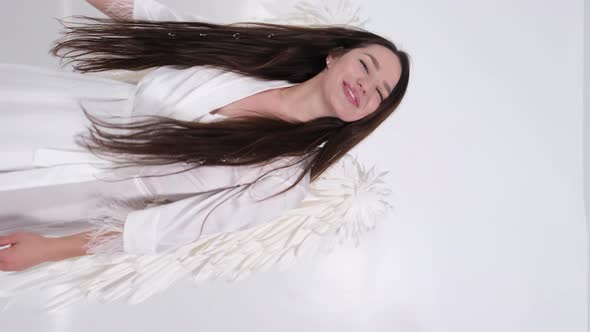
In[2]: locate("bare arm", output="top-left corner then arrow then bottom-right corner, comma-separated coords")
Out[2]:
86,0 -> 134,20
48,231 -> 114,261
0,231 -> 116,271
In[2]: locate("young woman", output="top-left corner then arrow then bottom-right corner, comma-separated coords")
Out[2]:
0,0 -> 410,272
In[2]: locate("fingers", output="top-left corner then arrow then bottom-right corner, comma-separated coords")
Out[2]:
0,233 -> 24,271
0,233 -> 17,247
0,251 -> 19,272
0,239 -> 14,271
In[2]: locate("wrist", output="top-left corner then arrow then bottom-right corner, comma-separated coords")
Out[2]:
47,233 -> 89,262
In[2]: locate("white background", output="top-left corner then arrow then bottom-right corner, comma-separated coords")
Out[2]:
0,0 -> 586,331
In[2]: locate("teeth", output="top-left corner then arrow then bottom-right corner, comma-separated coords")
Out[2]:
345,86 -> 356,104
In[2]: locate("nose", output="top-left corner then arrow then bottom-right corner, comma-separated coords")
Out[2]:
357,81 -> 366,95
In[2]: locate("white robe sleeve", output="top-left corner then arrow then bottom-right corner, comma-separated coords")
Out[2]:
133,0 -> 207,22
133,0 -> 208,22
103,0 -> 208,22
125,171 -> 309,254
85,158 -> 310,255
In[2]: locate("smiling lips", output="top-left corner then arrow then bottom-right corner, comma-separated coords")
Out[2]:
343,81 -> 359,108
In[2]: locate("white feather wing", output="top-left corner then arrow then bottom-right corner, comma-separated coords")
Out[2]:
0,153 -> 394,312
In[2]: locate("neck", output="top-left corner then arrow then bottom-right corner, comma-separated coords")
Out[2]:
274,71 -> 335,122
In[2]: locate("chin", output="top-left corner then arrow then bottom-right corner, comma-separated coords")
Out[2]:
333,108 -> 349,121
332,103 -> 351,120
334,107 -> 355,121
337,112 -> 356,122
331,95 -> 357,121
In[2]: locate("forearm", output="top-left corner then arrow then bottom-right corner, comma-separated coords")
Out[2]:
47,231 -> 119,261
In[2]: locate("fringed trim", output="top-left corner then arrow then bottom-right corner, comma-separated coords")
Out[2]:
84,194 -> 169,255
84,216 -> 126,255
103,0 -> 134,20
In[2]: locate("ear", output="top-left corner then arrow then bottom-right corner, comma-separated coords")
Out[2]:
326,54 -> 334,69
326,46 -> 346,69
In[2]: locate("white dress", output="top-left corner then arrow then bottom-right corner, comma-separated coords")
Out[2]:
0,0 -> 310,256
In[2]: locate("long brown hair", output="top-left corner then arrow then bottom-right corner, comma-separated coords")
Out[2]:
50,15 -> 411,200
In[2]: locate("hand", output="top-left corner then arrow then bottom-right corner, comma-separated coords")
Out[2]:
0,231 -> 55,272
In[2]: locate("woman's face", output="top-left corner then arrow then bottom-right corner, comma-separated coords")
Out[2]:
324,44 -> 402,122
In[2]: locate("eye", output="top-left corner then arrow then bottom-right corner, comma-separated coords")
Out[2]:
359,59 -> 369,73
360,59 -> 384,102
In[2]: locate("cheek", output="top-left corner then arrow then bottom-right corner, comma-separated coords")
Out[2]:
331,82 -> 348,109
366,97 -> 381,114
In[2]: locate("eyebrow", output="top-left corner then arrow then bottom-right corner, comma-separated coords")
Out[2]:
363,52 -> 393,96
